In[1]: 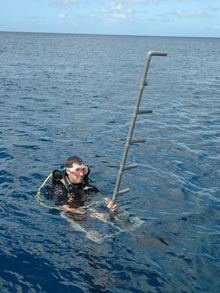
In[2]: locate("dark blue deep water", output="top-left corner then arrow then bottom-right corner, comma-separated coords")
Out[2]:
1,32 -> 220,292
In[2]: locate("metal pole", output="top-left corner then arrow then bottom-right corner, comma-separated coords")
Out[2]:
111,51 -> 167,208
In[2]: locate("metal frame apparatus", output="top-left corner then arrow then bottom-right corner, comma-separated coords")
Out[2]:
111,51 -> 167,207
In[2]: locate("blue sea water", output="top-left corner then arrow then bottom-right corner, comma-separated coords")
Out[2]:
0,31 -> 220,292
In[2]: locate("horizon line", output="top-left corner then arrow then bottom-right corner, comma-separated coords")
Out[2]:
1,30 -> 219,39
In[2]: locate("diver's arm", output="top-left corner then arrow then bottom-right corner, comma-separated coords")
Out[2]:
60,205 -> 86,215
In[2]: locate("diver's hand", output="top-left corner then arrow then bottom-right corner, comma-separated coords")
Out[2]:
60,205 -> 86,215
104,197 -> 118,212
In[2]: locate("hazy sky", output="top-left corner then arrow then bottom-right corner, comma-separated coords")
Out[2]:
1,0 -> 220,37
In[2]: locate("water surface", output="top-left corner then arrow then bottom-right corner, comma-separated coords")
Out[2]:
0,32 -> 220,292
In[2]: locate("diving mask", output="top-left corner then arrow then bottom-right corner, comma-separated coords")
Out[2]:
68,165 -> 88,175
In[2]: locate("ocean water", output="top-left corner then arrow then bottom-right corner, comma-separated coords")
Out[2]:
0,32 -> 220,292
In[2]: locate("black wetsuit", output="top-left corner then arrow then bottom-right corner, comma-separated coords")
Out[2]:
47,171 -> 99,209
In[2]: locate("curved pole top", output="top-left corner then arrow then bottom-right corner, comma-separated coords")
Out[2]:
147,51 -> 167,57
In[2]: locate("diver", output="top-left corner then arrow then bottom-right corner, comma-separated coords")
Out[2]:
46,156 -> 117,215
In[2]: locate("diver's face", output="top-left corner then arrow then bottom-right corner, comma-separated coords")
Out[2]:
66,164 -> 88,184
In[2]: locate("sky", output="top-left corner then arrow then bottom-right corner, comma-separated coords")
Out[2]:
0,0 -> 220,38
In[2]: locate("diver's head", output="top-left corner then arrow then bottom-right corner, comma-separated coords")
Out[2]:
65,156 -> 88,184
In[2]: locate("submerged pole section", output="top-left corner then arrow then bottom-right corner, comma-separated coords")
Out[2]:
111,51 -> 167,208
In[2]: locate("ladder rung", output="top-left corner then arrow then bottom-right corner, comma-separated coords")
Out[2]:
131,139 -> 146,144
118,188 -> 130,195
138,109 -> 152,114
123,163 -> 138,170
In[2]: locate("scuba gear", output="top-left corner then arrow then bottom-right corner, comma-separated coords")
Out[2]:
36,165 -> 99,211
51,166 -> 93,196
52,169 -> 64,185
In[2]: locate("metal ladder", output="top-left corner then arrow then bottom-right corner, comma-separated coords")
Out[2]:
111,51 -> 167,207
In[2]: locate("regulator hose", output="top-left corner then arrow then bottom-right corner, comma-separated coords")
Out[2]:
36,173 -> 60,210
